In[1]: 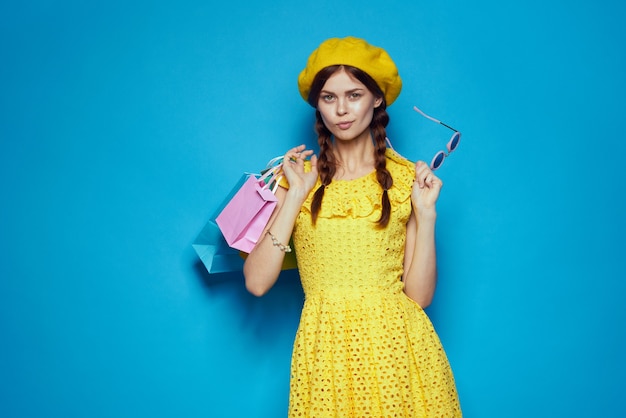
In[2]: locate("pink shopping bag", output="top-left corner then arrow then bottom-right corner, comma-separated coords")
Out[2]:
215,166 -> 282,253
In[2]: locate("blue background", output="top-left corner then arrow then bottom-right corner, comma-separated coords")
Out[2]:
1,1 -> 625,417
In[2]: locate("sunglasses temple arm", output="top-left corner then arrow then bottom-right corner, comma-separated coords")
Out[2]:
439,121 -> 459,132
413,106 -> 459,132
413,106 -> 440,123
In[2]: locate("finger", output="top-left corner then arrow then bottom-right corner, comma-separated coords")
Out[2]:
288,146 -> 312,162
310,154 -> 319,173
426,172 -> 444,190
425,173 -> 436,188
286,145 -> 304,158
287,151 -> 302,163
293,150 -> 312,163
415,161 -> 431,188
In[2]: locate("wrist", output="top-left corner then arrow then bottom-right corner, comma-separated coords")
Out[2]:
285,187 -> 309,204
415,207 -> 437,223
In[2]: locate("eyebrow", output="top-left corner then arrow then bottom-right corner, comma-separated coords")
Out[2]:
320,88 -> 365,96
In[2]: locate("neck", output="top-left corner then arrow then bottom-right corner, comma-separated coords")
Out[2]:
332,135 -> 377,180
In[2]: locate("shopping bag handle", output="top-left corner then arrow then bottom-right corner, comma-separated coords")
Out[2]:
258,155 -> 284,193
242,155 -> 284,193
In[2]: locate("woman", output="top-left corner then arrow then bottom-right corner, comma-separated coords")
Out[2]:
244,36 -> 462,417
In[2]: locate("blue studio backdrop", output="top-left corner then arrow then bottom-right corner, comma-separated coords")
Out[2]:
1,1 -> 625,417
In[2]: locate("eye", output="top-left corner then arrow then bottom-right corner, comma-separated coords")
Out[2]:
349,92 -> 362,100
322,94 -> 335,102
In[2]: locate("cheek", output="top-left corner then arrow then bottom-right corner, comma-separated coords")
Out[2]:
317,105 -> 334,124
355,103 -> 374,123
351,99 -> 375,118
318,112 -> 335,133
318,110 -> 330,125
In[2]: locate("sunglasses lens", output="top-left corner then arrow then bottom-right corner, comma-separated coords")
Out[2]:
431,151 -> 445,170
448,132 -> 461,152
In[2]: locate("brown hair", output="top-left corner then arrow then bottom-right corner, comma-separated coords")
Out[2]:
308,65 -> 393,227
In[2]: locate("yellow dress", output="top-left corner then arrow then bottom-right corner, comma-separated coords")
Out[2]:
287,149 -> 462,417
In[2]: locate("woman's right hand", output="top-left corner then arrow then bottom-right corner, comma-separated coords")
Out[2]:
281,145 -> 319,200
244,145 -> 317,296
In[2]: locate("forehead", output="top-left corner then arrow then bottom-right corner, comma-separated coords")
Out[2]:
321,68 -> 368,92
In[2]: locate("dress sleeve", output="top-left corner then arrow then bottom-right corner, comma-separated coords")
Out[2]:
385,148 -> 415,206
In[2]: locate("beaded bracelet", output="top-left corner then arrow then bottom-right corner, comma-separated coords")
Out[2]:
266,231 -> 292,253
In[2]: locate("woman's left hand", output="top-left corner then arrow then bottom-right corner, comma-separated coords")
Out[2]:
412,161 -> 443,217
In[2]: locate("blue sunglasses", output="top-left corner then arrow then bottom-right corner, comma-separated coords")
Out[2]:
413,106 -> 461,170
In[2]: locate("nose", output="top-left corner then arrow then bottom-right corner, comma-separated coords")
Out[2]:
336,97 -> 348,115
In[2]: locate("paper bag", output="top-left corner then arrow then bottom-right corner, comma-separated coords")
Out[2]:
215,172 -> 279,253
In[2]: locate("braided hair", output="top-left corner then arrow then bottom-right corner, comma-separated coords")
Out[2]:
308,65 -> 393,227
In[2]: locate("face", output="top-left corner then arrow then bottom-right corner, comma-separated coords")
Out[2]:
317,67 -> 383,143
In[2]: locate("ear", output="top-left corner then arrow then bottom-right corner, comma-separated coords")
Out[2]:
374,96 -> 384,108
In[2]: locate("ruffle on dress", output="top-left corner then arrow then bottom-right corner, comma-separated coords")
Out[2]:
298,148 -> 415,219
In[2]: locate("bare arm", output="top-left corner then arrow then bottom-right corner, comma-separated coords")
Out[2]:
243,145 -> 318,296
403,210 -> 438,307
243,185 -> 307,296
402,161 -> 443,308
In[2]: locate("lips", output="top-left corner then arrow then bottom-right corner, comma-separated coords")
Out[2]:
336,121 -> 353,130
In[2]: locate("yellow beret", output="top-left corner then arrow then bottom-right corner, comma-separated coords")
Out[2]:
298,36 -> 402,106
